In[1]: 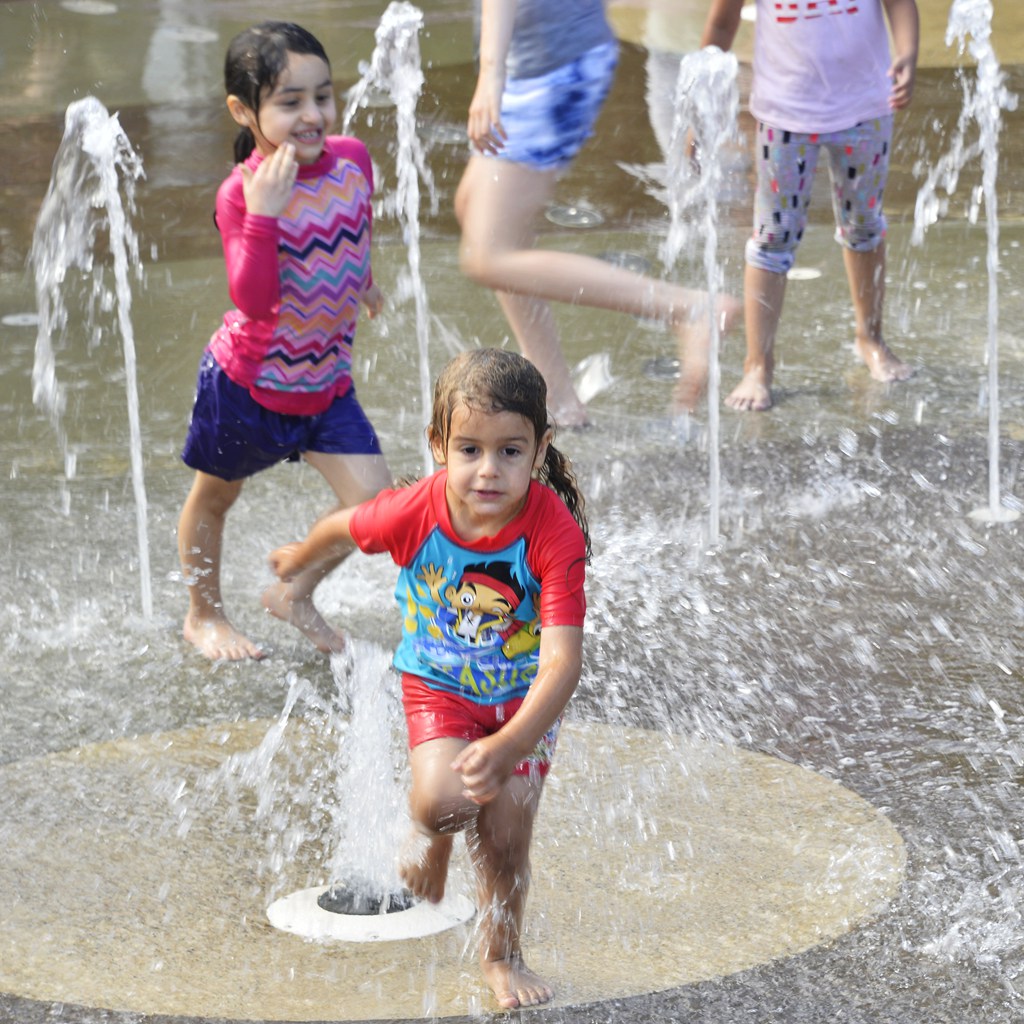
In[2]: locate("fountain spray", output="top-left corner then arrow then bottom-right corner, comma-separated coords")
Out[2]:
662,46 -> 740,545
30,96 -> 154,615
345,1 -> 438,478
912,0 -> 1019,524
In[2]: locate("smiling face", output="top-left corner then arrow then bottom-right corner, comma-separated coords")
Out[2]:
433,402 -> 551,541
230,51 -> 336,164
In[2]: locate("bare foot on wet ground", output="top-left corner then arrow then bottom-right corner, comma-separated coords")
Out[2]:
481,953 -> 555,1010
183,612 -> 265,661
725,367 -> 773,411
855,335 -> 914,383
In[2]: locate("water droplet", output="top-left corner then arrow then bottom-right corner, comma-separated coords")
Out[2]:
598,250 -> 652,274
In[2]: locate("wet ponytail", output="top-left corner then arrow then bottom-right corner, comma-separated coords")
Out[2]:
537,442 -> 591,563
233,126 -> 257,164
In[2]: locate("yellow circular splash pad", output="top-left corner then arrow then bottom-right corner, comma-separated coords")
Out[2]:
0,718 -> 905,1020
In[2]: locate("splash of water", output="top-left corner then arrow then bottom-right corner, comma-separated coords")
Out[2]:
662,47 -> 740,545
322,644 -> 408,900
196,645 -> 407,905
345,1 -> 438,477
30,96 -> 154,615
912,0 -> 1019,523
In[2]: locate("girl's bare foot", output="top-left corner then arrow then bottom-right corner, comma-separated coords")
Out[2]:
399,831 -> 453,904
481,953 -> 554,1009
855,335 -> 914,383
261,581 -> 346,654
184,612 -> 265,661
725,368 -> 773,411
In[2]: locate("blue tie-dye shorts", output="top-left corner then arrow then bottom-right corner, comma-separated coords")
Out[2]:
492,41 -> 619,172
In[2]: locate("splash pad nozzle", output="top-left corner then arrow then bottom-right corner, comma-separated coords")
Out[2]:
241,646 -> 478,944
267,884 -> 475,943
317,879 -> 414,916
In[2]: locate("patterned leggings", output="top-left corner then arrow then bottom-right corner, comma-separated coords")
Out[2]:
745,115 -> 893,275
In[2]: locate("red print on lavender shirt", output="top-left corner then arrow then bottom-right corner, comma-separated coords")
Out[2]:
774,0 -> 859,24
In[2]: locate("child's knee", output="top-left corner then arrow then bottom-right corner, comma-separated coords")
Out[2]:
745,236 -> 797,275
410,790 -> 471,834
190,475 -> 243,520
835,218 -> 886,253
458,238 -> 495,286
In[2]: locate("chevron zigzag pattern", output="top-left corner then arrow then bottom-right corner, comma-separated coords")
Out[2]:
257,158 -> 372,393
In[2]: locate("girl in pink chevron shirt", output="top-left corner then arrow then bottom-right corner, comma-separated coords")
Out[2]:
701,0 -> 919,411
178,22 -> 392,661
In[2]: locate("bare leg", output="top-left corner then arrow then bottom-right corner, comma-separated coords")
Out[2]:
495,292 -> 590,427
400,738 -> 553,1008
844,242 -> 913,383
672,297 -> 742,414
262,451 -> 391,652
469,775 -> 552,1009
178,471 -> 265,661
456,156 -> 739,416
726,263 -> 787,412
399,738 -> 474,903
456,162 -> 587,428
400,828 -> 454,904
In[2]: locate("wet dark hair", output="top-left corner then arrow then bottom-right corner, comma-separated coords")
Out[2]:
224,21 -> 331,163
428,349 -> 591,561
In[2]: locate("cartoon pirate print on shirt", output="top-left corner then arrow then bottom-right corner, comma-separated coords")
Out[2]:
405,549 -> 542,702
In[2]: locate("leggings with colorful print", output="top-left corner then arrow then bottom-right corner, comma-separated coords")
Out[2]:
744,115 -> 893,274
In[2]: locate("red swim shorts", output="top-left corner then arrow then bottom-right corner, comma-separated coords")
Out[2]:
400,674 -> 559,777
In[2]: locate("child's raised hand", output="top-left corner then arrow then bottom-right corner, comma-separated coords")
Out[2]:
361,282 -> 384,319
450,735 -> 517,805
269,541 -> 307,582
239,142 -> 298,217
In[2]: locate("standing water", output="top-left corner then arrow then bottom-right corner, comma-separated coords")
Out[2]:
30,95 -> 154,615
345,1 -> 438,477
912,0 -> 1019,524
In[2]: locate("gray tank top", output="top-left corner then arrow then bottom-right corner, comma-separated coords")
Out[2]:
475,0 -> 615,81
